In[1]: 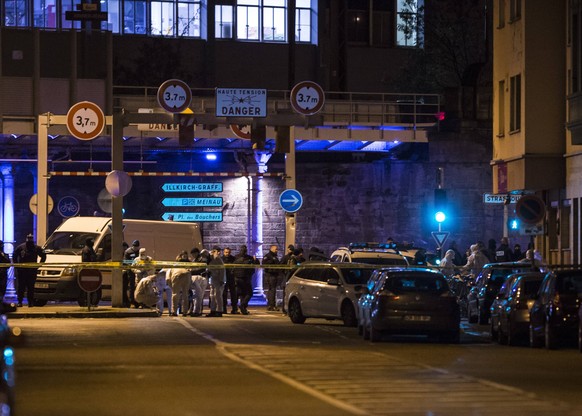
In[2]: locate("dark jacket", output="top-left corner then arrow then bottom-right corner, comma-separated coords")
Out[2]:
495,244 -> 513,262
232,254 -> 258,281
262,250 -> 280,276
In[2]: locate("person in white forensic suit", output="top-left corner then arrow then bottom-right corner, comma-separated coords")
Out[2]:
168,254 -> 192,317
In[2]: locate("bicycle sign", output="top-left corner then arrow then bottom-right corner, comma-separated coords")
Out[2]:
57,196 -> 80,218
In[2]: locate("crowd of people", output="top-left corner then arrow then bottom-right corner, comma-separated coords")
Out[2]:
440,237 -> 543,279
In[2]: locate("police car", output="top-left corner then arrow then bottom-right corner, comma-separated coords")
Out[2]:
330,243 -> 409,266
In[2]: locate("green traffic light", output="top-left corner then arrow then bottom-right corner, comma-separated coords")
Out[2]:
435,211 -> 446,223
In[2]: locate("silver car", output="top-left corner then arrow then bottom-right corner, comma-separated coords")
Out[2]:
285,262 -> 373,327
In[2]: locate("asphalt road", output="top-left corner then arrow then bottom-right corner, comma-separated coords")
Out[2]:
10,308 -> 582,416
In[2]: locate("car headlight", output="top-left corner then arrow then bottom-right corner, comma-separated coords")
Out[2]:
62,267 -> 77,277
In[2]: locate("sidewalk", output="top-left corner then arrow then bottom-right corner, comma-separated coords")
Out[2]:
6,302 -> 159,319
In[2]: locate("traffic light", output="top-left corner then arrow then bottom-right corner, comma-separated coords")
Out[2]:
508,217 -> 520,231
251,125 -> 266,150
434,189 -> 447,223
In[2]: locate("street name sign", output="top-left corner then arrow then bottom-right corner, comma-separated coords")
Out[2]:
216,88 -> 267,118
161,183 -> 223,192
162,212 -> 223,222
161,197 -> 223,207
483,193 -> 522,204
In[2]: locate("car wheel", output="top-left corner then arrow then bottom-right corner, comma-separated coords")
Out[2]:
545,321 -> 558,350
370,325 -> 383,343
529,323 -> 543,348
490,321 -> 499,342
33,299 -> 47,307
341,302 -> 357,327
468,303 -> 478,324
497,324 -> 508,345
288,298 -> 306,324
507,322 -> 519,346
363,324 -> 370,340
478,304 -> 488,325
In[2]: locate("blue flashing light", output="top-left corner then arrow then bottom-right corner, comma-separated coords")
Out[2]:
205,153 -> 217,161
435,211 -> 446,223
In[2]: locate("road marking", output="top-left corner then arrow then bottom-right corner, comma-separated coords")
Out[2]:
177,320 -> 579,416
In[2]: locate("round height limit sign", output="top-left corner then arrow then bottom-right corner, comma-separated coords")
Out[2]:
157,79 -> 192,113
66,101 -> 105,140
290,81 -> 325,115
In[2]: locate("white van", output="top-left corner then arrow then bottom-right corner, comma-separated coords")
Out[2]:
34,217 -> 203,306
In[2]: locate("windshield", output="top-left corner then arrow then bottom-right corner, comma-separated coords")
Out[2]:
352,257 -> 407,266
43,232 -> 100,255
385,272 -> 448,294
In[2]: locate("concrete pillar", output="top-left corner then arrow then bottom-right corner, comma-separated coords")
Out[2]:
250,152 -> 271,303
1,164 -> 16,300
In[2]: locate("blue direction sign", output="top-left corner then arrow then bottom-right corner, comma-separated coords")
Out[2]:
162,197 -> 223,207
161,183 -> 223,192
162,212 -> 223,222
279,189 -> 303,213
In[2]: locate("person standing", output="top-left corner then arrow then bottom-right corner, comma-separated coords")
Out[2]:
232,245 -> 258,315
221,247 -> 237,314
495,237 -> 513,262
262,244 -> 281,311
81,238 -> 97,262
190,248 -> 210,316
0,241 -> 11,302
512,244 -> 525,261
13,233 -> 46,307
440,249 -> 456,278
168,256 -> 192,317
207,246 -> 226,317
124,240 -> 141,308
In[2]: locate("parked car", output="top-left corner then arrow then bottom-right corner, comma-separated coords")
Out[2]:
0,302 -> 17,415
359,268 -> 460,343
467,262 -> 540,325
490,271 -> 544,345
356,268 -> 385,337
330,243 -> 409,266
285,262 -> 373,326
529,268 -> 582,349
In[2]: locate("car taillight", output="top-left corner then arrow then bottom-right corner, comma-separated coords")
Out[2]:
552,291 -> 561,308
380,290 -> 399,300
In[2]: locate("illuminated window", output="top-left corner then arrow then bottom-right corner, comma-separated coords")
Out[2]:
178,0 -> 200,37
5,0 -> 30,26
123,0 -> 147,34
396,0 -> 424,48
61,0 -> 81,29
510,74 -> 521,132
215,5 -> 233,39
237,0 -> 260,40
151,0 -> 175,36
295,0 -> 311,42
33,0 -> 56,28
262,0 -> 285,41
101,0 -> 120,32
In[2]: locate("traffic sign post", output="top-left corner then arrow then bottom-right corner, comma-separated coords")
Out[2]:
516,195 -> 546,224
66,101 -> 105,140
279,189 -> 303,213
230,124 -> 251,140
57,196 -> 80,218
157,79 -> 192,113
290,81 -> 325,115
78,269 -> 102,311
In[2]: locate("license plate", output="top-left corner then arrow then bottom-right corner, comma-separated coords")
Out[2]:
34,283 -> 49,289
404,315 -> 431,322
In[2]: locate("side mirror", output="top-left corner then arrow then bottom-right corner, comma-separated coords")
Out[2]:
96,248 -> 104,261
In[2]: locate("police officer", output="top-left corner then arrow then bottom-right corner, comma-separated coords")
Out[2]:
262,245 -> 281,311
233,245 -> 258,315
13,233 -> 46,307
124,240 -> 141,308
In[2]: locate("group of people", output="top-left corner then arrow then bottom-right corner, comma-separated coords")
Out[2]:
126,241 -> 326,317
440,237 -> 543,278
125,241 -> 259,317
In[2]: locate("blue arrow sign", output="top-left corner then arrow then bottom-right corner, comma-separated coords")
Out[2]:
162,197 -> 223,207
162,212 -> 223,222
161,183 -> 223,192
279,189 -> 303,213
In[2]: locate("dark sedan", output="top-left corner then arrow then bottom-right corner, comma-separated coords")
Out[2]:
490,271 -> 544,346
529,269 -> 582,349
361,268 -> 460,343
